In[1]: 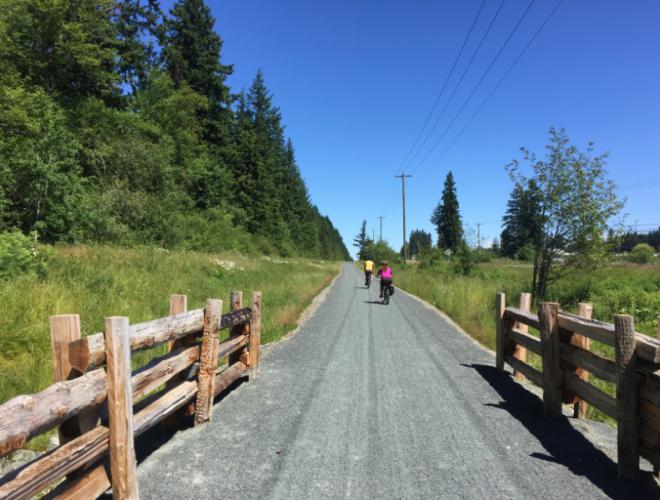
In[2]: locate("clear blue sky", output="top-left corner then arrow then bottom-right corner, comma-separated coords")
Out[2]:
164,0 -> 660,257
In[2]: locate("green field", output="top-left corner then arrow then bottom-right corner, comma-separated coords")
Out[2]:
394,259 -> 660,423
0,245 -> 339,447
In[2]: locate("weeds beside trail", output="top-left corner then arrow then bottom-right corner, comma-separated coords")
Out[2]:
395,259 -> 660,424
0,245 -> 339,449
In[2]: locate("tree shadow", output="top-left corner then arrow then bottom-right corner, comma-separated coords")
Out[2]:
463,363 -> 658,498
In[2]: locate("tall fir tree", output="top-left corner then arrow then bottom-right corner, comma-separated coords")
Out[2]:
353,220 -> 369,259
113,0 -> 161,93
163,0 -> 233,145
500,180 -> 543,258
431,171 -> 463,252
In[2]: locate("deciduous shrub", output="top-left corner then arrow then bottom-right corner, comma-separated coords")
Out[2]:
628,243 -> 655,264
0,230 -> 49,280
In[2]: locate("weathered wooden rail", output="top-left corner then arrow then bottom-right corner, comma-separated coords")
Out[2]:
496,292 -> 660,479
0,290 -> 262,499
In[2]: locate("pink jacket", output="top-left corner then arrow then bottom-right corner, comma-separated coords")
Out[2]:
378,267 -> 393,279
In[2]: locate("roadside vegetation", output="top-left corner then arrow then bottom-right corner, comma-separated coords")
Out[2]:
0,243 -> 339,428
394,256 -> 660,424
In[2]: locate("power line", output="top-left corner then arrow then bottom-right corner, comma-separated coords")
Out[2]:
406,0 -> 507,170
397,0 -> 487,172
411,0 -> 538,175
417,0 -> 564,181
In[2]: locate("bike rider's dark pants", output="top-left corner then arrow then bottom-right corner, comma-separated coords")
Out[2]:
364,270 -> 372,284
380,278 -> 392,297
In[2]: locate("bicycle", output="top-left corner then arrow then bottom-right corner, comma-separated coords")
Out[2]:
381,282 -> 394,305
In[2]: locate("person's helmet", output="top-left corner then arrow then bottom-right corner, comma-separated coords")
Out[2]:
380,260 -> 388,265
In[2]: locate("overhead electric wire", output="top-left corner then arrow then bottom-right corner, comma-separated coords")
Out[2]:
417,0 -> 564,181
396,0 -> 487,173
405,0 -> 507,170
410,0 -> 538,175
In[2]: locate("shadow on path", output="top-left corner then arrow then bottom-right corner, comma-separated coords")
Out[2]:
464,363 -> 658,498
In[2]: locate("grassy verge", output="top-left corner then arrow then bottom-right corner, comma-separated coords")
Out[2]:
0,245 -> 339,449
392,259 -> 660,424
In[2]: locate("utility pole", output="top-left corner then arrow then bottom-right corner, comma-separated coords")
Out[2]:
378,216 -> 384,242
476,223 -> 482,249
395,173 -> 412,266
372,228 -> 375,242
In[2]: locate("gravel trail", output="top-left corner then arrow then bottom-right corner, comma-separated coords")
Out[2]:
138,263 -> 656,499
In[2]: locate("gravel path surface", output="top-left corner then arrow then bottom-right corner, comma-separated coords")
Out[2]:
138,263 -> 657,499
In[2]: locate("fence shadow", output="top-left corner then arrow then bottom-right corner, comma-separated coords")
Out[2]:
463,363 -> 658,498
135,376 -> 248,466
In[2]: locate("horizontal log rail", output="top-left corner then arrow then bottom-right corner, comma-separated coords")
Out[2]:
497,292 -> 660,480
69,307 -> 252,372
0,291 -> 261,499
560,343 -> 616,384
504,354 -> 543,387
503,307 -> 660,363
508,327 -> 542,355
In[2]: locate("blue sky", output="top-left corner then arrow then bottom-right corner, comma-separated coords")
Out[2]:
163,0 -> 660,257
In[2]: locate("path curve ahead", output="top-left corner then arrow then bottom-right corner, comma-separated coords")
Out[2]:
138,263 -> 655,499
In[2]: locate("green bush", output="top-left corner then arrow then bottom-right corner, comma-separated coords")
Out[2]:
472,248 -> 495,263
515,243 -> 536,262
0,230 -> 49,280
628,243 -> 655,264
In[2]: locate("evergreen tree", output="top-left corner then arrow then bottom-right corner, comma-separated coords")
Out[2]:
500,180 -> 543,259
163,0 -> 233,144
431,171 -> 463,252
1,0 -> 119,105
353,220 -> 369,259
114,0 -> 162,92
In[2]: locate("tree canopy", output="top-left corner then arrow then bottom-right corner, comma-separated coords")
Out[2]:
0,0 -> 349,260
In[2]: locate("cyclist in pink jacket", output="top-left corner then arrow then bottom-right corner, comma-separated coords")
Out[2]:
376,261 -> 393,299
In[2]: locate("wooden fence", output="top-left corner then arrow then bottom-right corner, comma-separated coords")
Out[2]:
496,292 -> 660,479
0,290 -> 262,499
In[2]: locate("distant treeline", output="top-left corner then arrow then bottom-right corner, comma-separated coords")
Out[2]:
0,0 -> 350,260
612,228 -> 660,253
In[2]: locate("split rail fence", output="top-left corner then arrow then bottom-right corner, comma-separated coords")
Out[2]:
0,290 -> 262,499
496,292 -> 660,479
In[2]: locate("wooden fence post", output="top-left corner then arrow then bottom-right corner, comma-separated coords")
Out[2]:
250,292 -> 262,379
614,314 -> 639,479
194,299 -> 221,426
50,314 -> 91,444
539,302 -> 562,418
572,303 -> 593,418
513,293 -> 532,381
228,291 -> 248,367
104,316 -> 139,499
656,316 -> 660,479
495,293 -> 506,372
162,294 -> 189,429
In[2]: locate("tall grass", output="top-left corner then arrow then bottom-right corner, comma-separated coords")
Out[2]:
0,245 -> 338,412
395,260 -> 660,423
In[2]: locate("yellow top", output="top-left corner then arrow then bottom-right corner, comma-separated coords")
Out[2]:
364,260 -> 375,271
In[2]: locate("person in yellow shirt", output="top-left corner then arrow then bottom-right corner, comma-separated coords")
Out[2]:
363,258 -> 375,287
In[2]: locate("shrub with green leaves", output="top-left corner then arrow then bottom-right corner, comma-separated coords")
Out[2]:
0,230 -> 48,280
628,243 -> 655,264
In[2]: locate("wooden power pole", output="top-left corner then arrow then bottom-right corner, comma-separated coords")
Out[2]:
395,174 -> 412,265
